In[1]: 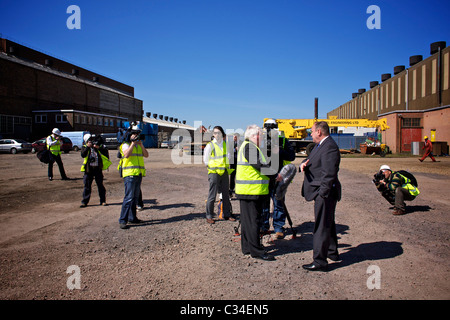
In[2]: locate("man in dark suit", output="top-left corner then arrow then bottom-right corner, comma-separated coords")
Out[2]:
300,121 -> 341,271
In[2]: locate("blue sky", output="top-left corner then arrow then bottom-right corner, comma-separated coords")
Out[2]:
1,0 -> 449,131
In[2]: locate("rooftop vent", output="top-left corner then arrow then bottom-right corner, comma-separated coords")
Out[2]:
430,41 -> 446,55
393,65 -> 405,75
370,81 -> 379,88
381,73 -> 391,82
409,55 -> 423,66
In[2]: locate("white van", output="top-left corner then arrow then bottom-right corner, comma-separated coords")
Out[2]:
61,131 -> 90,151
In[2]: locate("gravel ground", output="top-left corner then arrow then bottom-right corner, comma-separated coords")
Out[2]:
0,149 -> 449,302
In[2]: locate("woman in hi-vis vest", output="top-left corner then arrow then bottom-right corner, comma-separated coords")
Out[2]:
203,126 -> 236,224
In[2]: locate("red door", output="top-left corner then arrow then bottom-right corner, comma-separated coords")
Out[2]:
401,128 -> 422,152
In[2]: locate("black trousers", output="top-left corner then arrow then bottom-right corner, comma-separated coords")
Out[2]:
313,195 -> 339,267
82,168 -> 106,205
239,198 -> 265,257
206,172 -> 231,219
48,154 -> 67,179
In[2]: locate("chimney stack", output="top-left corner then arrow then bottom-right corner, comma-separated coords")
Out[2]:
314,97 -> 318,119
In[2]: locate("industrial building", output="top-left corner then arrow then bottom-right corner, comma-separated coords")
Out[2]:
142,112 -> 195,147
327,41 -> 450,154
0,37 -> 143,141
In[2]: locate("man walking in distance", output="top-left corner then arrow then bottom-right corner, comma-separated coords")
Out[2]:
419,136 -> 436,162
47,128 -> 69,181
299,121 -> 341,271
118,125 -> 148,229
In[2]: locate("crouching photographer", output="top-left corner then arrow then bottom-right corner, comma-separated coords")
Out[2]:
373,165 -> 420,215
80,134 -> 112,207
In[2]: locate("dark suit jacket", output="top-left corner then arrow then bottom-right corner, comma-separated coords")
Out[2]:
301,136 -> 341,202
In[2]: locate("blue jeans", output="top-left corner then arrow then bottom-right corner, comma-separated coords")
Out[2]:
262,188 -> 286,233
119,175 -> 142,224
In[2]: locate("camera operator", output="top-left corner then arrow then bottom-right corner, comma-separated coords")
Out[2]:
118,124 -> 148,229
80,134 -> 111,207
46,128 -> 69,181
261,119 -> 296,239
374,165 -> 420,215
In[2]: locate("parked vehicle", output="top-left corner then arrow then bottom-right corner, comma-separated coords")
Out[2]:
160,141 -> 170,148
0,139 -> 33,154
31,137 -> 73,154
60,131 -> 90,151
100,133 -> 120,149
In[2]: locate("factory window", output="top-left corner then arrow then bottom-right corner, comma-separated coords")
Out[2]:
56,114 -> 67,123
75,114 -> 80,123
98,118 -> 103,126
402,118 -> 421,128
35,114 -> 47,123
81,116 -> 87,124
110,119 -> 114,127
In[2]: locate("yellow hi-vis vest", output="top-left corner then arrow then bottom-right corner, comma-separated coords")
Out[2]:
207,141 -> 230,175
235,140 -> 269,196
47,135 -> 61,156
280,136 -> 291,167
397,172 -> 420,197
80,147 -> 112,172
120,143 -> 146,178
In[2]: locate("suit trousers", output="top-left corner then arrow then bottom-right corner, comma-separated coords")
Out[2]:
239,198 -> 265,257
313,195 -> 339,267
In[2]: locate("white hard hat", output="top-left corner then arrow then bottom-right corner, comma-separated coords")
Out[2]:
264,118 -> 278,129
52,128 -> 61,136
83,133 -> 92,143
130,124 -> 141,133
379,165 -> 391,171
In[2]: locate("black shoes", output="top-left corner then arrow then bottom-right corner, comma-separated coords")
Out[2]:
302,262 -> 328,272
252,253 -> 275,261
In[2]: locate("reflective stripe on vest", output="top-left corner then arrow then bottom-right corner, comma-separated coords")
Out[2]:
397,173 -> 420,197
121,144 -> 146,177
207,141 -> 229,175
235,141 -> 269,196
47,136 -> 61,156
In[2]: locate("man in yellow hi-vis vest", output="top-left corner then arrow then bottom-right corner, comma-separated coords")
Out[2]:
376,164 -> 420,215
46,128 -> 69,181
118,125 -> 148,229
236,124 -> 280,261
203,126 -> 235,224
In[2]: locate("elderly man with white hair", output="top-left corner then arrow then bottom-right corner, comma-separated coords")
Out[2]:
235,125 -> 280,261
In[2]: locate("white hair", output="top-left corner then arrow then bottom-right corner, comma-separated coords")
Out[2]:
244,124 -> 261,140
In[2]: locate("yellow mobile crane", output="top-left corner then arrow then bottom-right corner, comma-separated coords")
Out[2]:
263,116 -> 390,155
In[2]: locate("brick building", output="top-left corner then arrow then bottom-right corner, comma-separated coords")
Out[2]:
327,41 -> 450,154
0,38 -> 143,141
